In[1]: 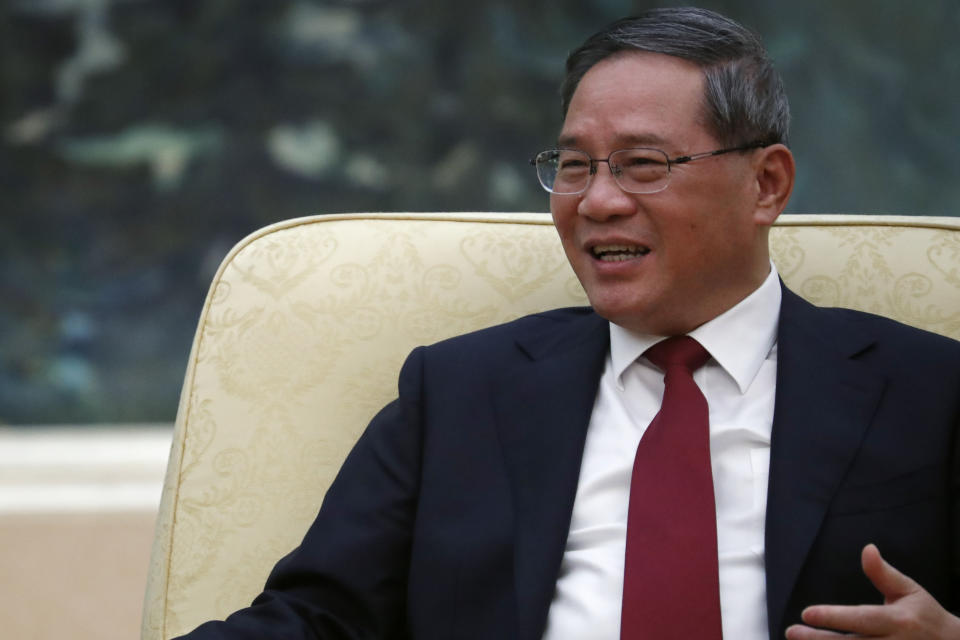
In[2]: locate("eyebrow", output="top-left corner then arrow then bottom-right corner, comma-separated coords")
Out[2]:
556,132 -> 671,149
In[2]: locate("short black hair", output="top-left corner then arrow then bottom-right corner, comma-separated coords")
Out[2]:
561,7 -> 790,146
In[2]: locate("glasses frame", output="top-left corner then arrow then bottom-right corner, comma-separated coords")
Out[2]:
530,141 -> 769,195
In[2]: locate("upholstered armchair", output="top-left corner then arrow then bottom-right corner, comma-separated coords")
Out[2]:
142,212 -> 960,639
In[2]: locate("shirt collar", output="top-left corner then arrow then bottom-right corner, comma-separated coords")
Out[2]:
609,264 -> 781,393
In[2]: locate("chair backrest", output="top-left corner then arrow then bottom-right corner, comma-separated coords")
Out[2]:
142,212 -> 960,639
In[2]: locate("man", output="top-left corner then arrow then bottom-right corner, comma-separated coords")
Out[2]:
178,8 -> 960,639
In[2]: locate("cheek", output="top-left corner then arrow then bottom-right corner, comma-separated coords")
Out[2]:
550,202 -> 578,239
661,217 -> 720,275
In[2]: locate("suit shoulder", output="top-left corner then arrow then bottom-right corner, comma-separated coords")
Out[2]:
426,306 -> 597,354
395,306 -> 601,387
818,305 -> 960,365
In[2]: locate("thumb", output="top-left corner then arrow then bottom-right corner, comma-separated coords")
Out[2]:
861,543 -> 918,603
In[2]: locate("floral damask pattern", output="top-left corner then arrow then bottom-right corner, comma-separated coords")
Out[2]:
229,227 -> 338,300
769,221 -> 960,338
144,213 -> 960,639
460,229 -> 572,302
928,233 -> 960,288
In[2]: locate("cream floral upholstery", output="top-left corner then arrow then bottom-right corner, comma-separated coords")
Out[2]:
142,212 -> 960,639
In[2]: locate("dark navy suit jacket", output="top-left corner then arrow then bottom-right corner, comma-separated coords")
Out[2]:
180,286 -> 960,639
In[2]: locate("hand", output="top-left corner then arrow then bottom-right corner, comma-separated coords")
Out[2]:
784,544 -> 960,639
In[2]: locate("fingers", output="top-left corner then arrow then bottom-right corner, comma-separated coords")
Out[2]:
860,543 -> 919,602
784,623 -> 847,639
787,546 -> 915,637
802,603 -> 895,636
785,545 -> 959,639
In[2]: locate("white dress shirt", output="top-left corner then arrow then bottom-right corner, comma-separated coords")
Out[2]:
542,266 -> 781,640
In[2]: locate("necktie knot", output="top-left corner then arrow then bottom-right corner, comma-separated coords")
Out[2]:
644,335 -> 710,373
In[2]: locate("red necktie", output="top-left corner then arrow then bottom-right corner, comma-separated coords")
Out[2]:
620,336 -> 722,640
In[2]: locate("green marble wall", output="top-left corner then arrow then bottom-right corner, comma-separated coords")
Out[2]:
2,0 -> 958,424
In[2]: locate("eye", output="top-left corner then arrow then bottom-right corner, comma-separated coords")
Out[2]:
556,150 -> 588,163
616,150 -> 666,167
555,150 -> 591,175
613,149 -> 670,184
623,156 -> 657,167
559,158 -> 588,169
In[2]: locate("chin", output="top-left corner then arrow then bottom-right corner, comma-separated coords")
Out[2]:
591,294 -> 693,335
587,296 -> 653,332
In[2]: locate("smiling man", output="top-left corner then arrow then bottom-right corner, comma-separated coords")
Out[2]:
547,51 -> 785,337
177,8 -> 960,640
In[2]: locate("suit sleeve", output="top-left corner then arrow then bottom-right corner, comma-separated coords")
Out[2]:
952,392 -> 960,614
173,347 -> 428,640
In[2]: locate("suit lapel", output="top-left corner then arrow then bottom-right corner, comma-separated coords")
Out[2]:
764,287 -> 887,637
493,310 -> 609,640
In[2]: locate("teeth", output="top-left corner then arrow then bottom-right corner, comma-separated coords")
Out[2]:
592,244 -> 650,261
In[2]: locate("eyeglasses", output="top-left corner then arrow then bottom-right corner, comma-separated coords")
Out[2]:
530,142 -> 767,195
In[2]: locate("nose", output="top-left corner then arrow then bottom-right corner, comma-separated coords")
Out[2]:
577,162 -> 636,220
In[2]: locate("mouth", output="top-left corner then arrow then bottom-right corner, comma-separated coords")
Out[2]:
590,244 -> 651,262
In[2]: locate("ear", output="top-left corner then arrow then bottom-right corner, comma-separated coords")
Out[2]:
752,143 -> 795,226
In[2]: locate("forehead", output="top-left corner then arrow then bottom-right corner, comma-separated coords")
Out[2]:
559,51 -> 710,150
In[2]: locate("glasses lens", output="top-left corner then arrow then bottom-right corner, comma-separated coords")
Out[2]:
536,149 -> 591,194
610,148 -> 670,193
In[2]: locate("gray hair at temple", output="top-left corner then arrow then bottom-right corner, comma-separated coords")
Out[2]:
561,7 -> 790,146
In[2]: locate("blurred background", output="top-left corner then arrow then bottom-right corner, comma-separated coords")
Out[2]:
1,0 -> 958,638
3,0 -> 960,427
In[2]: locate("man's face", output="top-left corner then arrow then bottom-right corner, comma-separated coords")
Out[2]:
552,51 -> 772,335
